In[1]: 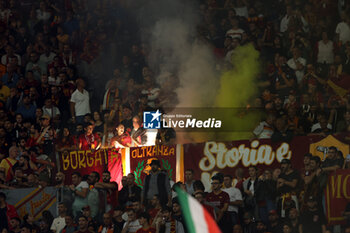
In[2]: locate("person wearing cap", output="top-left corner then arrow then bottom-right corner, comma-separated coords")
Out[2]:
141,159 -> 171,208
277,159 -> 300,217
299,196 -> 326,233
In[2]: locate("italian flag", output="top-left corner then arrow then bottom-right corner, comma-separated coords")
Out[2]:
176,188 -> 222,233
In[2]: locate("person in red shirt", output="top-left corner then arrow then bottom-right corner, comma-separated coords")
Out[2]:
148,195 -> 162,223
136,213 -> 155,233
205,174 -> 230,233
78,122 -> 101,151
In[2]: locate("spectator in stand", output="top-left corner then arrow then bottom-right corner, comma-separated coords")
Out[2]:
50,203 -> 67,233
0,146 -> 19,182
267,210 -> 283,233
118,173 -> 141,208
141,159 -> 171,207
206,174 -> 229,233
78,122 -> 101,151
252,113 -> 275,139
61,214 -> 77,233
9,217 -> 21,233
321,146 -> 344,172
55,127 -> 77,152
94,170 -> 118,212
0,192 -> 18,231
271,117 -> 293,142
70,78 -> 90,125
86,171 -> 100,219
277,159 -> 300,217
184,169 -> 195,195
130,116 -> 147,147
243,166 -> 260,218
112,207 -> 125,232
299,196 -> 327,233
136,213 -> 155,233
148,195 -> 162,222
75,216 -> 93,233
222,174 -> 242,226
121,209 -> 141,233
70,172 -> 89,217
16,95 -> 36,120
154,207 -> 184,233
194,192 -> 216,219
97,213 -> 116,233
287,208 -> 299,233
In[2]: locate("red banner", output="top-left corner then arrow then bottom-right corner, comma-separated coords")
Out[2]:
325,170 -> 350,225
129,145 -> 177,187
183,137 -> 312,190
59,149 -> 122,185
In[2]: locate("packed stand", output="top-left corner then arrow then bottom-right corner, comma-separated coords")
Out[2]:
1,153 -> 350,233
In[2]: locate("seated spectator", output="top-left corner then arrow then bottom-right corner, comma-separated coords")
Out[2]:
136,213 -> 155,233
16,95 -> 36,120
267,210 -> 283,233
154,207 -> 184,233
112,207 -> 125,232
50,203 -> 67,233
61,215 -> 77,233
121,209 -> 141,233
42,98 -> 61,121
75,216 -> 93,233
97,213 -> 116,233
271,118 -> 293,142
148,195 -> 162,222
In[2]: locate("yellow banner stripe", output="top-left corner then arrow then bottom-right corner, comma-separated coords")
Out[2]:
15,188 -> 41,208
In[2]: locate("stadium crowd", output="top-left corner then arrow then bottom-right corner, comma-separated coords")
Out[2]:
0,0 -> 350,232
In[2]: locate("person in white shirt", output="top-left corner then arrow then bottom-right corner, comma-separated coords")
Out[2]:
70,78 -> 91,124
69,172 -> 89,217
121,209 -> 142,233
336,12 -> 350,45
42,98 -> 61,120
50,203 -> 67,233
317,32 -> 334,64
287,48 -> 306,84
226,17 -> 245,40
184,169 -> 195,195
253,114 -> 276,139
222,174 -> 243,226
1,45 -> 21,66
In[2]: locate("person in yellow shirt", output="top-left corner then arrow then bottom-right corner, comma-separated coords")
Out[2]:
0,79 -> 10,103
0,146 -> 19,182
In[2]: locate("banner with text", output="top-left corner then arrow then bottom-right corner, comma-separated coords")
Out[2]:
325,170 -> 350,225
183,137 -> 313,190
129,145 -> 177,187
59,149 -> 122,185
3,187 -> 57,220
